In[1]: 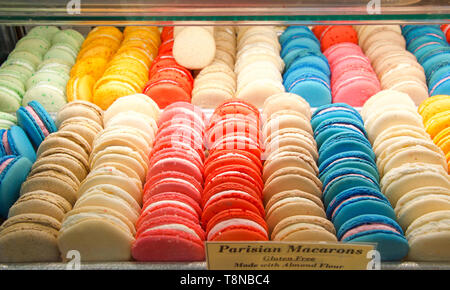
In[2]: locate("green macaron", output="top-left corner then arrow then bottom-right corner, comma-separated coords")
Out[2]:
27,26 -> 60,43
15,36 -> 51,58
44,43 -> 78,65
22,82 -> 67,112
0,112 -> 18,129
7,50 -> 42,68
52,29 -> 84,51
26,70 -> 69,91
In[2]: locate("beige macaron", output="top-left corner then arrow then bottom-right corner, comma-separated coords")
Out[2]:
380,163 -> 450,207
263,92 -> 311,120
56,100 -> 104,128
0,214 -> 61,262
78,166 -> 142,205
376,139 -> 448,175
405,210 -> 450,261
8,191 -> 72,222
103,93 -> 160,125
271,215 -> 337,242
263,167 -> 323,204
265,192 -> 326,234
58,206 -> 135,262
263,150 -> 319,181
395,186 -> 450,231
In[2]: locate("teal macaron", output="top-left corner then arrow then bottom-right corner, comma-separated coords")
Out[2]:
318,151 -> 379,183
322,167 -> 380,209
337,214 -> 409,261
0,155 -> 33,218
0,126 -> 36,162
326,187 -> 396,233
17,100 -> 57,149
314,117 -> 368,149
311,103 -> 363,131
318,131 -> 375,166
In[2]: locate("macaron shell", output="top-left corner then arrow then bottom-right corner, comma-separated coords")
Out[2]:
0,156 -> 33,218
132,230 -> 205,262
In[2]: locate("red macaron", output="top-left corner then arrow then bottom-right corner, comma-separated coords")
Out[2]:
201,190 -> 266,228
206,209 -> 269,241
132,215 -> 205,262
143,171 -> 203,204
314,25 -> 359,52
137,192 -> 203,231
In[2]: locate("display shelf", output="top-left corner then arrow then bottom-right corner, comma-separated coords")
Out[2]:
0,0 -> 449,25
1,261 -> 450,270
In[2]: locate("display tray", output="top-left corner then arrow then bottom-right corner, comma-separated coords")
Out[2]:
1,261 -> 450,270
0,0 -> 449,25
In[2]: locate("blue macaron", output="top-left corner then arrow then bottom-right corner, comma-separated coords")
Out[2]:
429,70 -> 450,96
326,187 -> 396,233
17,100 -> 57,149
426,59 -> 450,83
403,25 -> 444,43
0,126 -> 36,162
322,168 -> 380,209
314,117 -> 368,149
311,103 -> 363,131
285,74 -> 332,108
337,214 -> 409,261
318,131 -> 375,166
281,35 -> 321,58
280,26 -> 316,46
318,151 -> 379,183
0,155 -> 33,218
284,52 -> 330,77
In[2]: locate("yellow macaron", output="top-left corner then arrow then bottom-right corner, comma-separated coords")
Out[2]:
70,56 -> 109,80
66,74 -> 96,102
425,110 -> 450,139
419,95 -> 450,124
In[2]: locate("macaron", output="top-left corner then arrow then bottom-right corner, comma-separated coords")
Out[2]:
206,209 -> 268,241
8,190 -> 72,222
263,167 -> 323,204
56,100 -> 104,128
310,103 -> 363,131
132,214 -> 206,262
313,26 -> 358,52
318,131 -> 375,166
395,186 -> 450,231
337,214 -> 409,261
271,215 -> 337,242
0,155 -> 33,218
0,213 -> 61,262
380,163 -> 450,208
326,187 -> 396,233
314,117 -> 368,149
405,210 -> 450,261
58,206 -> 135,262
322,168 -> 380,209
17,100 -> 57,149
0,126 -> 36,162
318,151 -> 380,183
0,112 -> 18,129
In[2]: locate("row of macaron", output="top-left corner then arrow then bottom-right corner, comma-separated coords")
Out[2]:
2,24 -> 450,114
355,25 -> 428,106
70,26 -> 161,110
1,92 -> 449,262
362,90 -> 450,262
402,25 -> 450,97
0,26 -> 84,113
311,99 -> 409,262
